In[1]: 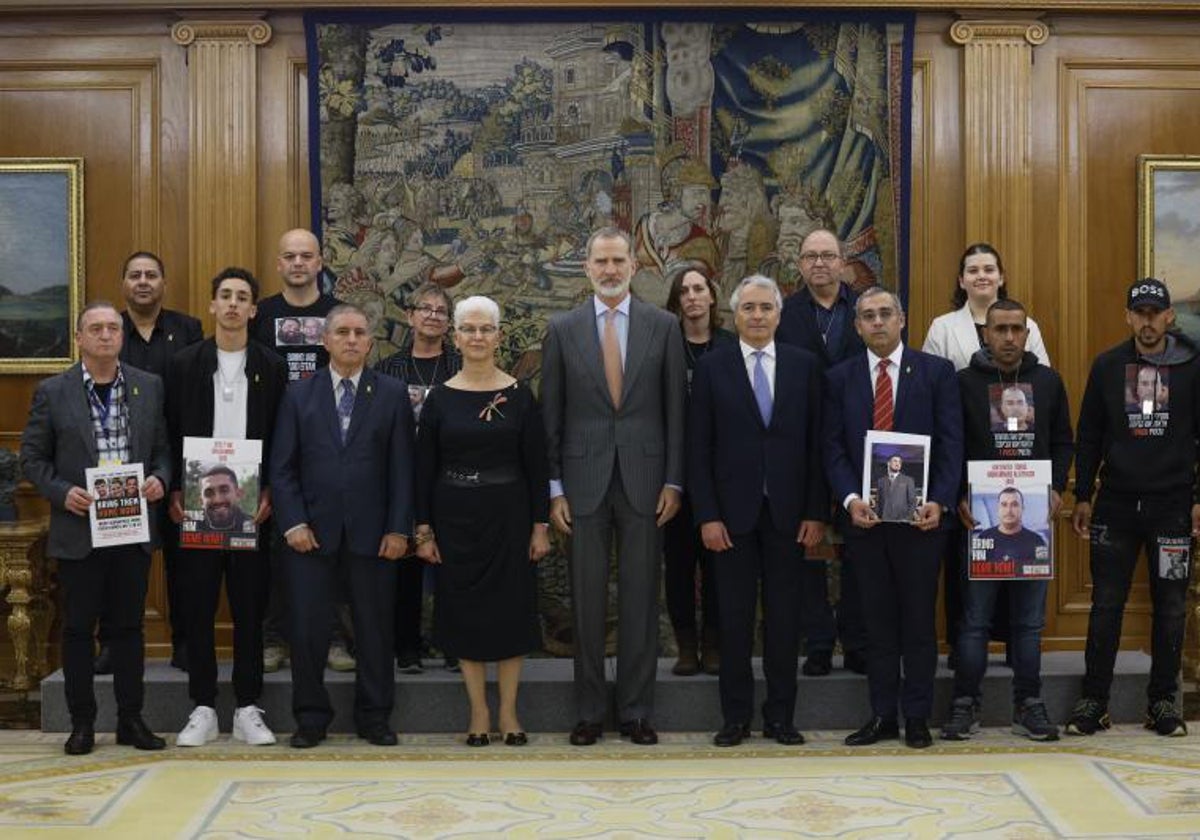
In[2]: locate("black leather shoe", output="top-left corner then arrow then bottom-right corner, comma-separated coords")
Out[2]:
713,723 -> 750,747
569,720 -> 602,746
289,727 -> 326,749
93,644 -> 113,675
905,718 -> 933,749
763,721 -> 806,745
116,716 -> 166,750
844,716 -> 900,746
801,650 -> 833,677
619,718 -> 659,745
64,723 -> 95,755
843,650 -> 868,675
358,723 -> 398,746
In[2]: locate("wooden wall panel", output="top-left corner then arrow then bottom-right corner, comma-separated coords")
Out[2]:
0,17 -> 189,654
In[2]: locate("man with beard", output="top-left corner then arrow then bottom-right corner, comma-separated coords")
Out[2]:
776,229 -> 866,676
542,227 -> 687,747
250,229 -> 351,673
1067,278 -> 1199,738
195,467 -> 252,533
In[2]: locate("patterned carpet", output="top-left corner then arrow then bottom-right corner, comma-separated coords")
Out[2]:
1,727 -> 1198,838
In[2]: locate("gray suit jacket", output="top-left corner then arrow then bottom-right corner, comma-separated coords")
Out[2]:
20,363 -> 171,559
541,296 -> 686,517
876,472 -> 917,521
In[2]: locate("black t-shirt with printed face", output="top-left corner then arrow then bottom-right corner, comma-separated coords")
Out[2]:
249,293 -> 337,381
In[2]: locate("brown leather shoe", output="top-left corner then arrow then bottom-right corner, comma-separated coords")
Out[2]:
619,718 -> 658,745
569,720 -> 602,746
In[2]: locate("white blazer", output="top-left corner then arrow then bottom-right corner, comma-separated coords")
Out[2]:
922,303 -> 1050,372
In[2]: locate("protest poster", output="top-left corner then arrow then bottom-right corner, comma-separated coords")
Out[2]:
86,463 -> 150,547
862,430 -> 930,523
966,459 -> 1054,580
180,437 -> 262,551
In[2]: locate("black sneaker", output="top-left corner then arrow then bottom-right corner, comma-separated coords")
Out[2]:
1012,697 -> 1059,741
1145,699 -> 1188,737
396,653 -> 423,674
940,696 -> 979,741
1065,697 -> 1111,736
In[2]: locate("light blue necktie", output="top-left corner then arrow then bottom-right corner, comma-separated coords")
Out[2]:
338,378 -> 355,442
752,350 -> 772,426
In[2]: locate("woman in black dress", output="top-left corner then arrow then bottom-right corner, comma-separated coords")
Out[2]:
414,295 -> 550,746
662,261 -> 736,675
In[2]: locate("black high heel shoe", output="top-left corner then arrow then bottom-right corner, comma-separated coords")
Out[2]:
466,732 -> 490,747
503,731 -> 528,746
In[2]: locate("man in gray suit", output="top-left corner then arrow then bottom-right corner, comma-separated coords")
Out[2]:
876,455 -> 918,521
21,301 -> 172,756
542,227 -> 687,746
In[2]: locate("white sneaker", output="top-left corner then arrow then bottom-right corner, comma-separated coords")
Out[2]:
176,706 -> 218,747
233,705 -> 277,746
327,643 -> 357,672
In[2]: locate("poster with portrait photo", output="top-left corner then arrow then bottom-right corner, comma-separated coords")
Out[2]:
989,382 -> 1036,458
966,460 -> 1053,580
180,437 -> 262,551
862,430 -> 930,523
86,463 -> 150,548
1125,364 -> 1170,437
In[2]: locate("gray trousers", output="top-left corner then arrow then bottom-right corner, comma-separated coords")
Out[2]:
569,470 -> 662,724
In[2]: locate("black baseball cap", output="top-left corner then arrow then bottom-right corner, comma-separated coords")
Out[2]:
1127,278 -> 1171,311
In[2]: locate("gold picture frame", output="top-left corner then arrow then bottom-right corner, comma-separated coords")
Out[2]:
0,157 -> 85,374
1138,154 -> 1200,341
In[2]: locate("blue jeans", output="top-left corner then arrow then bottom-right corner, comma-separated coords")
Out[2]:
1081,493 -> 1190,704
953,577 -> 1048,704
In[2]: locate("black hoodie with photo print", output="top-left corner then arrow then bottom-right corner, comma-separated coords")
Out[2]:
957,348 -> 1074,493
1073,332 -> 1200,504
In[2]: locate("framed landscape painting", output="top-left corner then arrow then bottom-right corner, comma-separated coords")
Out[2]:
0,158 -> 84,374
1138,154 -> 1200,343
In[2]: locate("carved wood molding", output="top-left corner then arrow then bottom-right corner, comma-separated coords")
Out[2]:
950,15 -> 1044,304
173,16 -> 269,318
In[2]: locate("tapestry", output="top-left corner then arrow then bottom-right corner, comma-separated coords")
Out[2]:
307,10 -> 913,654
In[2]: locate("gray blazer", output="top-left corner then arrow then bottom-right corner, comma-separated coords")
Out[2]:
20,363 -> 171,559
541,296 -> 686,517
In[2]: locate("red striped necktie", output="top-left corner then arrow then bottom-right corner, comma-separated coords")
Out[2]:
873,359 -> 893,431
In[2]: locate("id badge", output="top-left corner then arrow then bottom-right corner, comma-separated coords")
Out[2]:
1143,399 -> 1154,417
1007,416 -> 1019,432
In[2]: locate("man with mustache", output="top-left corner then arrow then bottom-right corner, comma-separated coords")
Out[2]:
1067,278 -> 1199,739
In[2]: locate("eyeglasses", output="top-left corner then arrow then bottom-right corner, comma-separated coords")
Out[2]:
413,304 -> 450,319
456,325 -> 498,337
800,251 -> 840,265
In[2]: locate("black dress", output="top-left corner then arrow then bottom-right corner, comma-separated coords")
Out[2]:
414,381 -> 549,661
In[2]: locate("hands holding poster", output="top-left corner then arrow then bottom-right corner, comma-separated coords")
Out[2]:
180,438 -> 262,551
966,460 -> 1053,580
86,463 -> 150,547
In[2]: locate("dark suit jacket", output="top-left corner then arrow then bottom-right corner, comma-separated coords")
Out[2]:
269,366 -> 415,557
876,472 -> 917,520
823,347 -> 963,528
776,283 -> 864,369
541,296 -> 686,516
165,338 -> 288,492
20,363 -> 171,559
688,342 -> 827,535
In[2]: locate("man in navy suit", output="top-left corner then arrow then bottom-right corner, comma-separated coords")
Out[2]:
689,275 -> 827,747
823,286 -> 963,749
776,228 -> 866,676
270,304 -> 416,748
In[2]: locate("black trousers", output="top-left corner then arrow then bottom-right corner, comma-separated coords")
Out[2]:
98,509 -> 183,651
713,503 -> 804,727
847,524 -> 945,720
177,545 -> 270,708
287,540 -> 397,732
58,546 -> 150,725
662,494 -> 719,638
393,557 -> 424,658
